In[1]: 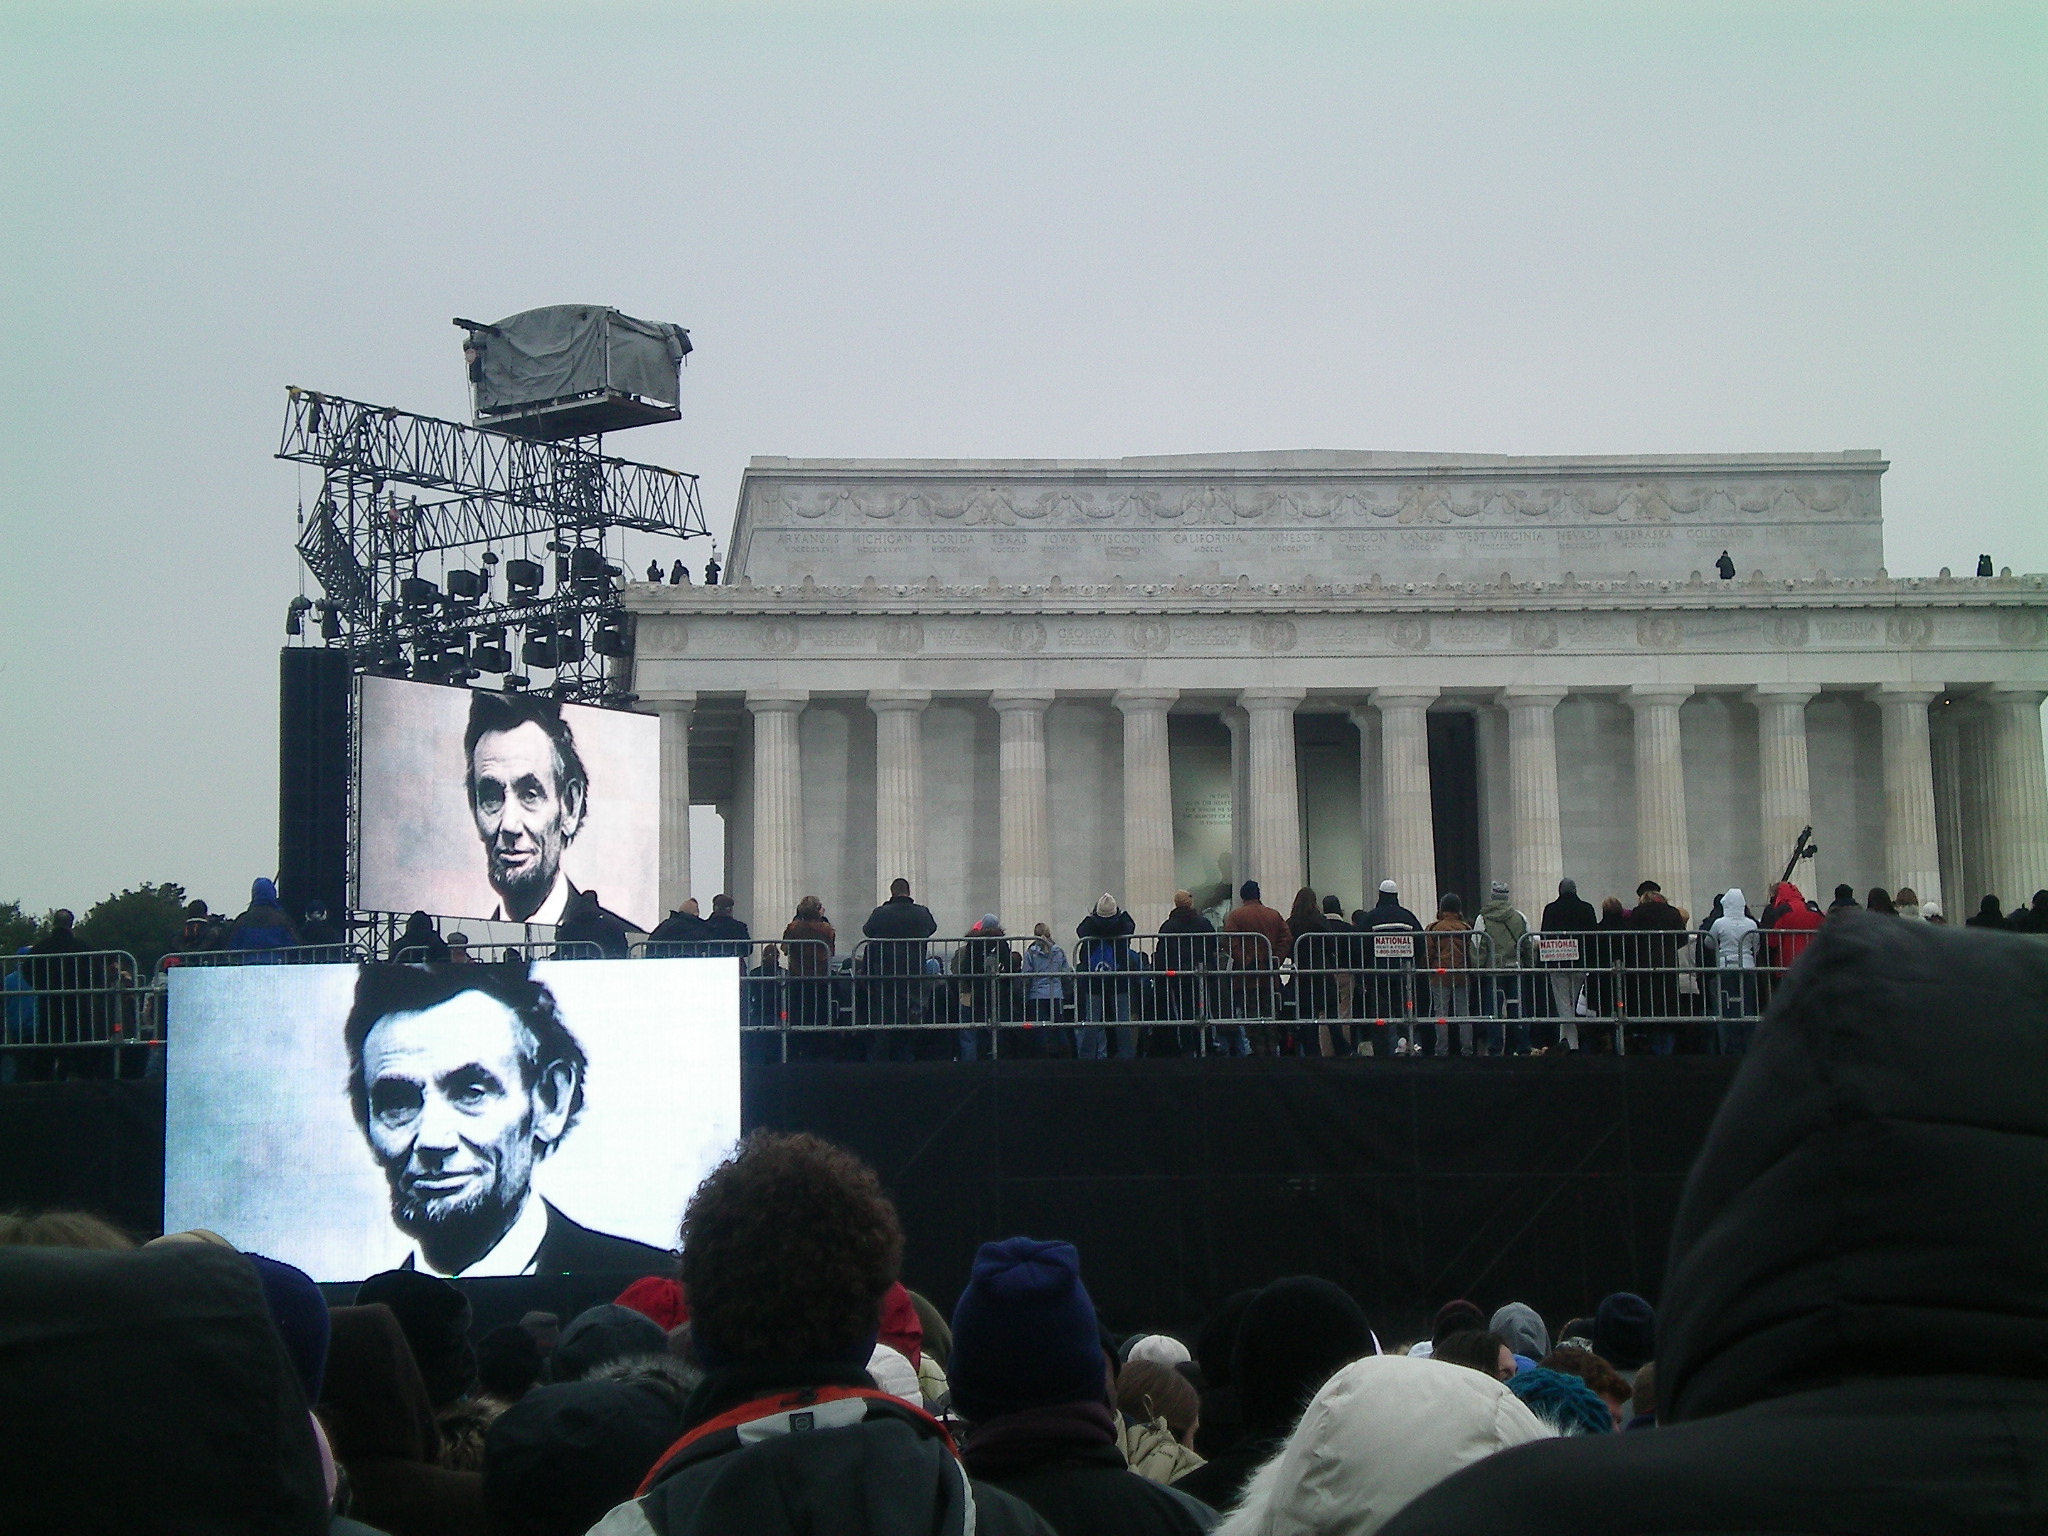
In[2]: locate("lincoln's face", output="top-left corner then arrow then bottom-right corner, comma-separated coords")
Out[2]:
470,721 -> 585,920
358,991 -> 575,1273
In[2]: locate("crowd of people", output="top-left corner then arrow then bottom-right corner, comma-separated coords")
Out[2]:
11,872 -> 2048,1078
2,914 -> 2044,1533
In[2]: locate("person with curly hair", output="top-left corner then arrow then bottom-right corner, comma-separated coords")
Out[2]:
589,1132 -> 1054,1536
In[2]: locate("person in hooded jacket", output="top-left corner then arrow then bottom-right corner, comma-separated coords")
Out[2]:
949,1237 -> 1216,1535
229,877 -> 302,952
589,1132 -> 1053,1536
1965,894 -> 2007,930
321,1303 -> 490,1536
1216,1355 -> 1550,1536
1174,1278 -> 1374,1514
1353,882 -> 1424,1057
1379,914 -> 2048,1536
395,910 -> 450,963
2009,890 -> 2048,934
0,1241 -> 334,1536
1076,895 -> 1139,1060
1704,887 -> 1761,1052
1157,894 -> 1215,1049
1474,883 -> 1531,1054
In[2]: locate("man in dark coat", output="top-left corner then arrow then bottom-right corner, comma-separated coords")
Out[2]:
1537,878 -> 1599,1048
702,894 -> 752,957
951,1237 -> 1215,1535
648,898 -> 709,954
1352,882 -> 1423,1056
863,879 -> 940,1050
600,1132 -> 1053,1536
1622,883 -> 1688,1051
1381,915 -> 2048,1536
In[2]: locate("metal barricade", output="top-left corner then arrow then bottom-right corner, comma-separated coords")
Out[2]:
392,941 -> 604,963
2,949 -> 146,1076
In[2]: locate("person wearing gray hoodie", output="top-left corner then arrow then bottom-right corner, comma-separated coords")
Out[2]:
1706,888 -> 1761,1053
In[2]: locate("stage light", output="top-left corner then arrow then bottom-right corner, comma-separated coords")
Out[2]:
504,674 -> 529,691
506,558 -> 545,595
319,602 -> 343,642
286,595 -> 311,636
472,627 -> 511,673
447,568 -> 484,600
593,615 -> 631,657
555,623 -> 585,664
523,629 -> 560,670
400,575 -> 439,612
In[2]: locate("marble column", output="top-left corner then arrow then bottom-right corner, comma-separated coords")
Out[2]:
1875,686 -> 1942,907
1931,701 -> 1965,919
656,695 -> 695,916
1957,702 -> 1998,911
1988,687 -> 2048,904
1223,706 -> 1250,898
991,691 -> 1055,932
1115,690 -> 1179,933
746,690 -> 808,934
1502,687 -> 1567,914
1239,689 -> 1306,901
1368,690 -> 1438,911
1348,704 -> 1385,908
1748,686 -> 1815,903
868,690 -> 930,902
1625,686 -> 1693,914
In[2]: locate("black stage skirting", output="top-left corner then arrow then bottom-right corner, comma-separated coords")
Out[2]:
0,1056 -> 1738,1340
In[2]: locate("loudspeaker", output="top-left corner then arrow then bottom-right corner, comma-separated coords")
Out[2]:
278,647 -> 352,925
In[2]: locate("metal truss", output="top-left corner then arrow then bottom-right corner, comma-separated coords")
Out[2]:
280,386 -> 707,708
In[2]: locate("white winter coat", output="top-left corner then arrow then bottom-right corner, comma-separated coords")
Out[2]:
1216,1354 -> 1551,1536
1708,887 -> 1761,970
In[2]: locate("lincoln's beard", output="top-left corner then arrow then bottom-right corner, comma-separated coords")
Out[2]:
386,1161 -> 529,1276
488,848 -> 560,923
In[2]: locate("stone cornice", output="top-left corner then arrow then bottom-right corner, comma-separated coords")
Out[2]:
626,571 -> 2048,619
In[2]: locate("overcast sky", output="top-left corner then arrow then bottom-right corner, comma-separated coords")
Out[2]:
2,1 -> 2042,917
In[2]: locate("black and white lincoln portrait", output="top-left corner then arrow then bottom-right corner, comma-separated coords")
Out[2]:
355,674 -> 658,928
163,958 -> 739,1284
465,691 -> 590,925
344,962 -> 670,1277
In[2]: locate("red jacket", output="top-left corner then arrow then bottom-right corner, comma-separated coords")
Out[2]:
1763,882 -> 1823,969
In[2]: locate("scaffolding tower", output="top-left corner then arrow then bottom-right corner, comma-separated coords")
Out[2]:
279,386 -> 708,707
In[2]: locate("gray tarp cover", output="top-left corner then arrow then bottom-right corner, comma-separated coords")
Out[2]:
472,305 -> 689,413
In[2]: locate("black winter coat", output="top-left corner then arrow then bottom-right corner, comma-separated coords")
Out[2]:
863,896 -> 939,976
1538,893 -> 1598,932
963,1404 -> 1215,1536
1382,915 -> 2048,1536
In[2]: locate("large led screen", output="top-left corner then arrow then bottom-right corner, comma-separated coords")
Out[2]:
164,959 -> 739,1283
358,675 -> 659,929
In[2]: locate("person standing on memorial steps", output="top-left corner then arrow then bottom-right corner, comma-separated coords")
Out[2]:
1378,914 -> 2048,1536
863,878 -> 940,1056
1076,893 -> 1139,1060
1352,881 -> 1423,1055
1223,882 -> 1290,1051
588,1131 -> 1055,1536
1537,878 -> 1598,1050
1475,882 -> 1532,1053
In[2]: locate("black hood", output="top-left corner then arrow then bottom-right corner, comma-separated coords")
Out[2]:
1659,914 -> 2048,1424
0,1243 -> 328,1535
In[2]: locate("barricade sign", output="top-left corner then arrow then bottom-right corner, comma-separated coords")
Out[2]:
1373,934 -> 1415,960
1537,937 -> 1581,963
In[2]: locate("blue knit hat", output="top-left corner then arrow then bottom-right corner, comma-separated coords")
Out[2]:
948,1237 -> 1104,1422
1509,1366 -> 1613,1435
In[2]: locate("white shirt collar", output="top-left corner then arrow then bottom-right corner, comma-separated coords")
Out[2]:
402,1193 -> 549,1278
492,874 -> 571,928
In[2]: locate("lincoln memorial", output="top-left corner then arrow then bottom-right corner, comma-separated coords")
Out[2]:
626,449 -> 2048,939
